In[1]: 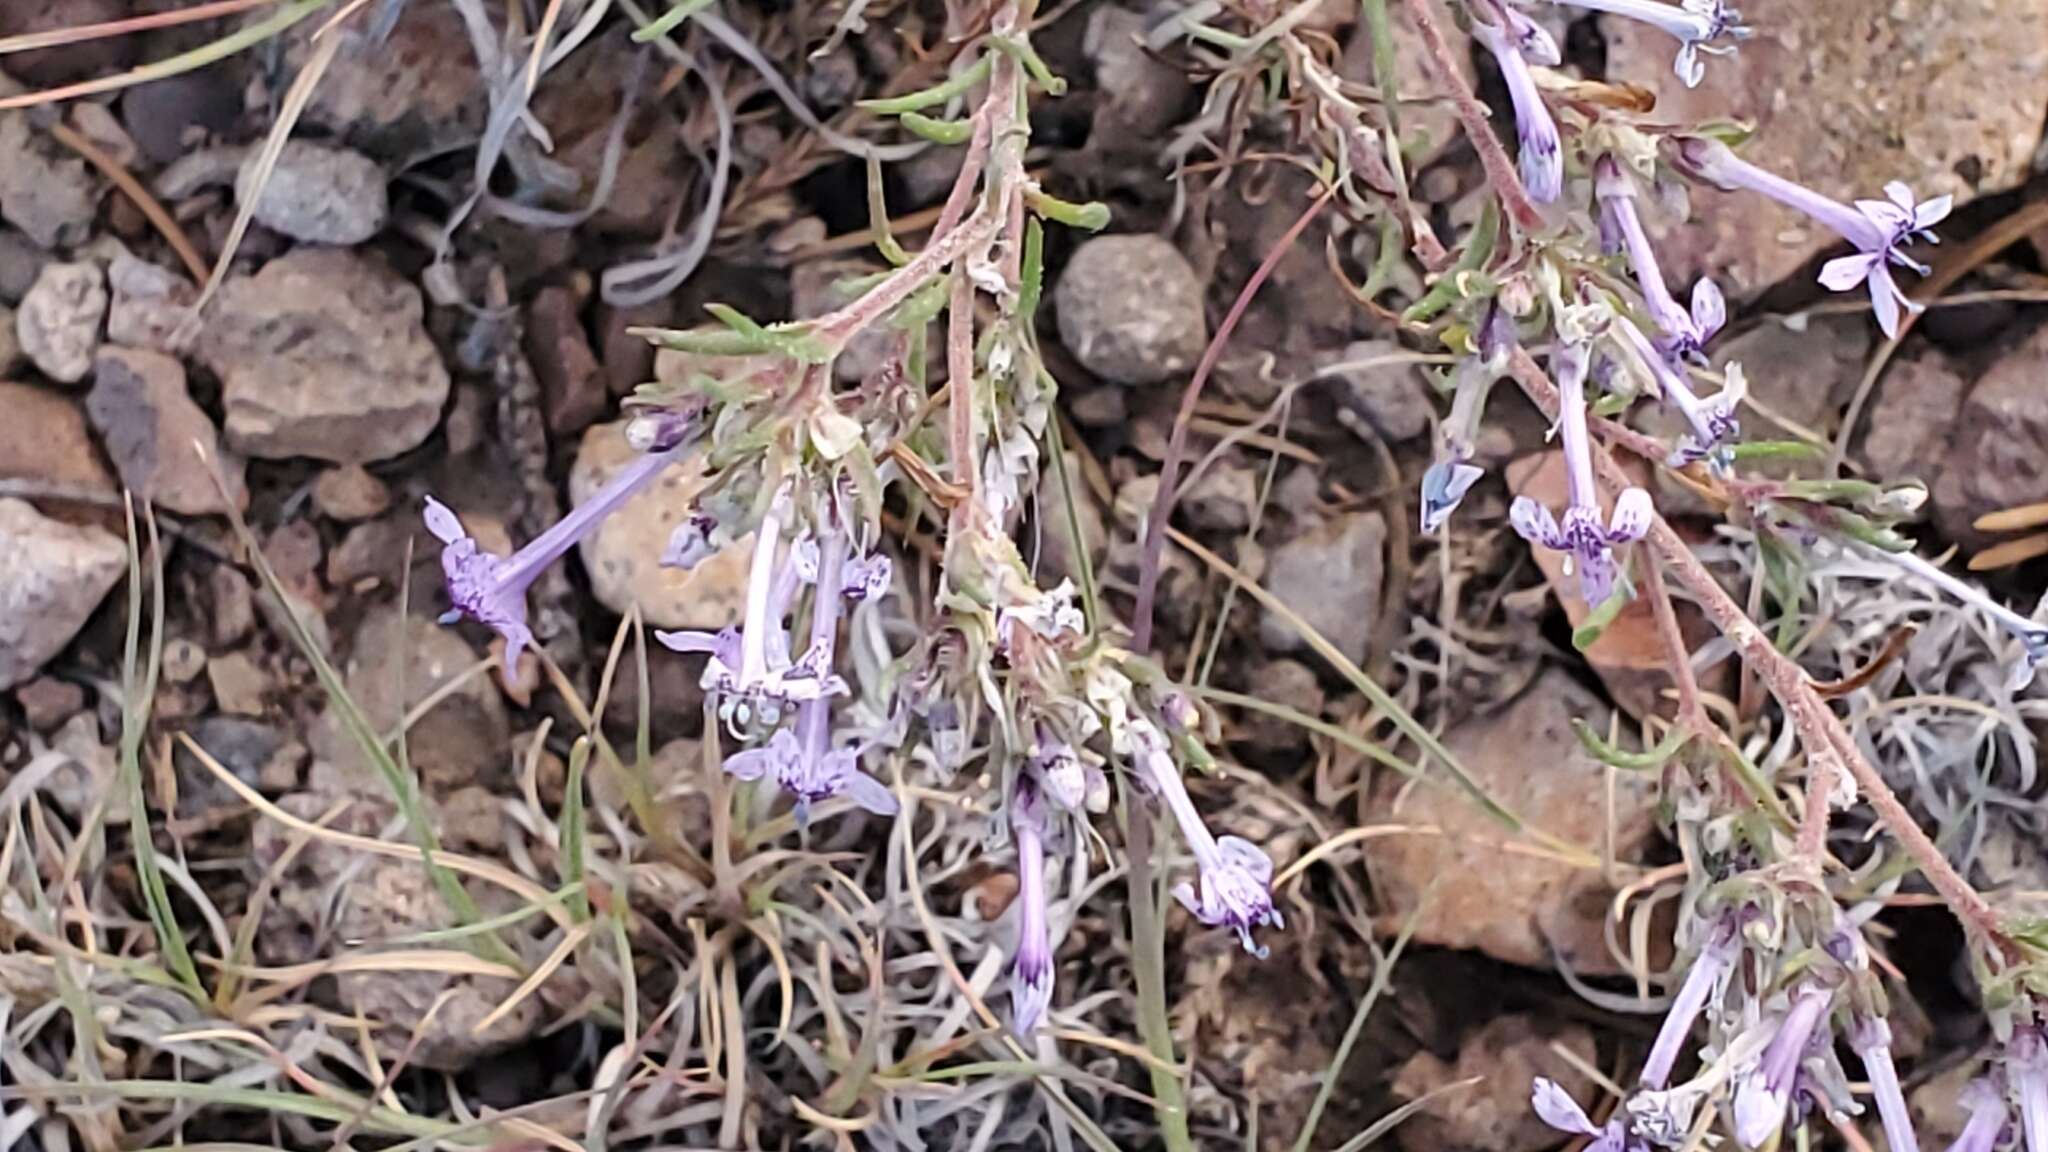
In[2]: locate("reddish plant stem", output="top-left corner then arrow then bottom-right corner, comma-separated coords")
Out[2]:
1131,189 -> 1334,652
1396,0 -> 1544,235
1508,349 -> 2009,951
1639,554 -> 1702,726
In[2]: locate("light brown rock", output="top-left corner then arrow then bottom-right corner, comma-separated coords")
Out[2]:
1392,1016 -> 1600,1152
0,380 -> 115,503
568,421 -> 754,631
1610,0 -> 2048,295
291,5 -> 485,161
17,261 -> 106,385
312,605 -> 508,795
1362,670 -> 1660,974
311,464 -> 391,522
198,249 -> 449,463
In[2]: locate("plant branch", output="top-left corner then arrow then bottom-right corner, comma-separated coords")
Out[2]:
1395,0 -> 1544,235
1507,349 -> 2010,951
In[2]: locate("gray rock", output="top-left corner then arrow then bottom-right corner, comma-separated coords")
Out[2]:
1392,1016 -> 1600,1152
174,715 -> 295,813
1055,234 -> 1207,387
292,6 -> 485,161
1258,511 -> 1386,665
1036,452 -> 1106,584
236,140 -> 388,246
1934,324 -> 2048,546
0,1 -> 134,88
1325,339 -> 1432,441
1182,460 -> 1260,533
87,347 -> 244,516
0,111 -> 101,249
1233,659 -> 1325,757
0,498 -> 125,690
569,421 -> 753,630
1859,350 -> 1969,487
1363,671 -> 1661,974
197,249 -> 450,463
312,605 -> 509,796
0,229 -> 48,305
107,251 -> 198,353
1606,0 -> 2048,296
1712,315 -> 1870,433
17,261 -> 106,384
1084,6 -> 1192,139
122,71 -> 244,167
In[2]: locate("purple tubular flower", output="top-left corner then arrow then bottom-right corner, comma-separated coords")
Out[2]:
1010,776 -> 1054,1034
1509,344 -> 1654,605
719,530 -> 896,821
658,500 -> 845,726
1473,10 -> 1563,204
1675,138 -> 1950,338
1734,985 -> 1833,1147
1422,308 -> 1516,533
1948,1079 -> 2007,1152
2013,1028 -> 2048,1152
426,441 -> 682,670
1595,156 -> 1726,363
1555,0 -> 1750,86
1852,1017 -> 1920,1152
1532,1078 -> 1630,1152
1135,732 -> 1281,956
662,513 -> 719,570
1611,317 -> 1742,470
1640,924 -> 1738,1089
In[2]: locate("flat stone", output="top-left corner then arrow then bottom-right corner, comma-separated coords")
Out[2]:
208,564 -> 255,649
1933,323 -> 2048,547
1609,0 -> 2048,296
236,140 -> 388,246
568,420 -> 754,631
17,261 -> 106,385
1392,1016 -> 1600,1152
87,346 -> 243,516
1055,234 -> 1208,387
1258,510 -> 1387,666
15,675 -> 85,732
205,651 -> 270,717
1323,339 -> 1433,442
197,249 -> 449,463
1362,670 -> 1661,975
0,498 -> 126,690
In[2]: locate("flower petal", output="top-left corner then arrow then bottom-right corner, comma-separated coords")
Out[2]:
1690,278 -> 1726,340
1883,180 -> 1915,211
1531,1078 -> 1601,1136
1509,496 -> 1566,550
1912,193 -> 1953,230
1217,835 -> 1275,883
1733,1078 -> 1787,1148
1818,252 -> 1877,292
722,745 -> 776,782
843,770 -> 901,816
1170,881 -> 1200,917
422,496 -> 467,545
1868,266 -> 1903,339
1608,487 -> 1655,542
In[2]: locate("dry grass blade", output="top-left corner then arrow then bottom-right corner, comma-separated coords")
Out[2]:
0,0 -> 277,54
471,922 -> 593,1036
0,0 -> 330,110
1968,532 -> 2048,572
44,120 -> 208,282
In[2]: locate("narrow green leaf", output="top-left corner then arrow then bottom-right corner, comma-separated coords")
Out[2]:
1570,718 -> 1692,771
857,54 -> 992,114
629,0 -> 715,41
900,110 -> 974,144
1023,187 -> 1111,231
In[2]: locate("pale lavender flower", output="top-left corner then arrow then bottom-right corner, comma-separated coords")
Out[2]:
2012,1027 -> 2048,1152
1556,0 -> 1750,86
1852,1017 -> 1919,1152
1676,139 -> 1950,337
1948,1078 -> 2007,1152
662,512 -> 720,570
1010,775 -> 1054,1033
1879,545 -> 2048,691
1611,316 -> 1744,470
1134,729 -> 1281,956
1595,155 -> 1727,363
1532,1078 -> 1632,1152
659,499 -> 844,726
1640,922 -> 1738,1089
1422,306 -> 1516,533
1473,9 -> 1563,204
719,530 -> 896,821
1734,985 -> 1834,1147
1509,343 -> 1654,605
426,440 -> 682,669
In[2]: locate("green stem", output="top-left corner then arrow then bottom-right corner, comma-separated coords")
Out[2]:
1125,789 -> 1193,1152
